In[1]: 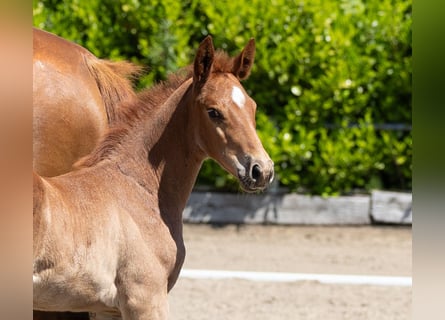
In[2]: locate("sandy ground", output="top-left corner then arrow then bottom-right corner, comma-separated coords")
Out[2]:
169,224 -> 412,320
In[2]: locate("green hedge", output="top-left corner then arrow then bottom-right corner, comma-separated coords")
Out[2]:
33,0 -> 412,195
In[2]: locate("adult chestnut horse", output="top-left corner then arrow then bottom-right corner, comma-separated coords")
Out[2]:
33,36 -> 274,319
33,28 -> 141,177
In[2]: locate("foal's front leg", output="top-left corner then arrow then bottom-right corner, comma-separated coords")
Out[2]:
90,311 -> 122,320
118,288 -> 169,320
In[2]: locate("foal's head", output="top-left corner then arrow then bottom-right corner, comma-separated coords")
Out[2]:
191,36 -> 274,192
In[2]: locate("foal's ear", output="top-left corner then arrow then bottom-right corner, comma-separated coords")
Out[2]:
193,36 -> 215,87
232,38 -> 256,80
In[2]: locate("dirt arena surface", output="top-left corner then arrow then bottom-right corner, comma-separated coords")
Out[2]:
169,224 -> 412,320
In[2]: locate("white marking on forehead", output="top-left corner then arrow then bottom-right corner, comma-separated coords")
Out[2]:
231,86 -> 246,109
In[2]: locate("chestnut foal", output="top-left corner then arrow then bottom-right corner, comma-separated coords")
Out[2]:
34,36 -> 273,319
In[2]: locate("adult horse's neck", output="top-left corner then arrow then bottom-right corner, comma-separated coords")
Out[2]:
113,78 -> 204,230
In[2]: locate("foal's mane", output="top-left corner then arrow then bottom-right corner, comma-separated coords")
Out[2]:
76,50 -> 236,168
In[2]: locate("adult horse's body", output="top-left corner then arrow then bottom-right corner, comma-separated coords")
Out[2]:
33,36 -> 273,319
33,28 -> 140,177
34,28 -> 140,320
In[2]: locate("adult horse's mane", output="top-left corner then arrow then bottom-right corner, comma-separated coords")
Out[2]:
76,50 -> 237,168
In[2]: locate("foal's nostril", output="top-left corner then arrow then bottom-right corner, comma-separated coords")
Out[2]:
251,164 -> 262,181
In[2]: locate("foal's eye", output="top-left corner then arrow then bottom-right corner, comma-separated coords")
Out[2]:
207,108 -> 224,121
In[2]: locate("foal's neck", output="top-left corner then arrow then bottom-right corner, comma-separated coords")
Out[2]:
117,79 -> 204,224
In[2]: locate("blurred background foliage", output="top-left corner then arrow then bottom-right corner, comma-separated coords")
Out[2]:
33,0 -> 411,196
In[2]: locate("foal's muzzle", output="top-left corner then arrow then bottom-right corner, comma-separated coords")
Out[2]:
239,157 -> 274,192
